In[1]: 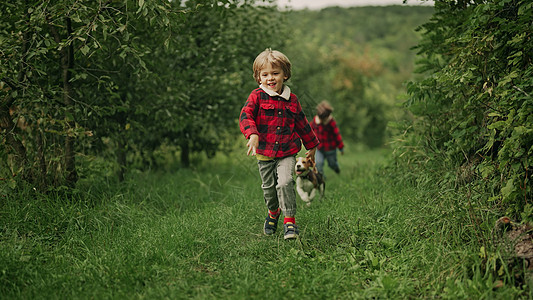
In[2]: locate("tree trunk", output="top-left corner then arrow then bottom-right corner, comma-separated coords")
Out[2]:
35,129 -> 47,190
117,138 -> 126,182
61,17 -> 78,186
48,14 -> 78,187
181,142 -> 190,168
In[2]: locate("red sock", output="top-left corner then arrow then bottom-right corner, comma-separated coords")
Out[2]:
284,217 -> 296,224
269,208 -> 280,219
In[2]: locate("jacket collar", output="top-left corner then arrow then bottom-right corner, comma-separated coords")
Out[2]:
259,84 -> 291,101
314,115 -> 333,125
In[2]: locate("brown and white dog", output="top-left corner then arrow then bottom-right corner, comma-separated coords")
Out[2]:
294,157 -> 325,206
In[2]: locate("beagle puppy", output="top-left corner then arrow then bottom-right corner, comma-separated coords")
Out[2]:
294,156 -> 325,206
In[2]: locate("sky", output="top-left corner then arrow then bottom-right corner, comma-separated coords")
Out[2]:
275,0 -> 433,10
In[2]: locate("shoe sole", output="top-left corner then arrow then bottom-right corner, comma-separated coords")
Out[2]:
284,233 -> 299,240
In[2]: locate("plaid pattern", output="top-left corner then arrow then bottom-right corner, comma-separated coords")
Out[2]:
311,116 -> 344,152
240,88 -> 319,158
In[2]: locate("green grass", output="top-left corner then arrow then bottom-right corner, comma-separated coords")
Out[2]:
0,147 -> 529,299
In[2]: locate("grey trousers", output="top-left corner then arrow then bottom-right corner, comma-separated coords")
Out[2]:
257,156 -> 296,217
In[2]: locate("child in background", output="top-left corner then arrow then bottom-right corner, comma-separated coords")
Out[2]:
311,101 -> 344,176
239,49 -> 319,240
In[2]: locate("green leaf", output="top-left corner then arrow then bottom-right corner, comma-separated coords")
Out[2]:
8,179 -> 16,189
72,15 -> 82,23
80,45 -> 90,55
501,179 -> 515,199
65,112 -> 74,122
487,121 -> 506,130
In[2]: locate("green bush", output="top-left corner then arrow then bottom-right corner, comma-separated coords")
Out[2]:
394,0 -> 532,218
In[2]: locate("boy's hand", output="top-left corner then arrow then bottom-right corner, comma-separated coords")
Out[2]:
306,147 -> 317,163
247,134 -> 259,156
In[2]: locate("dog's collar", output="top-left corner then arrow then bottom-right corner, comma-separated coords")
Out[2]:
296,170 -> 311,179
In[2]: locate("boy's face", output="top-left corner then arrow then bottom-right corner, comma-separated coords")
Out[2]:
259,64 -> 287,94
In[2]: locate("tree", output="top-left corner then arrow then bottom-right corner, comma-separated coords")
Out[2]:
1,0 -> 285,192
0,0 -> 176,190
164,0 -> 285,167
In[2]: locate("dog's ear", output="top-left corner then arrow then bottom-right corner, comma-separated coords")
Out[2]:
310,159 -> 316,169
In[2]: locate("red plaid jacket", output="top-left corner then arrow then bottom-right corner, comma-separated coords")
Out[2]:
239,87 -> 319,158
310,115 -> 344,152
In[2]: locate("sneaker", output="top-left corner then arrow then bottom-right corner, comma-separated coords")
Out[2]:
284,223 -> 299,240
264,215 -> 279,235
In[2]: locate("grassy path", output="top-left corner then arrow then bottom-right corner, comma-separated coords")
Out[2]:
0,148 -> 526,298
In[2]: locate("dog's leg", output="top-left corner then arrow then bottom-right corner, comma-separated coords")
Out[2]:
297,187 -> 308,202
304,193 -> 312,207
298,189 -> 311,206
309,189 -> 317,202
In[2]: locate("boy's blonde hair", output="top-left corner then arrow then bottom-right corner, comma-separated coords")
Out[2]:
252,48 -> 292,84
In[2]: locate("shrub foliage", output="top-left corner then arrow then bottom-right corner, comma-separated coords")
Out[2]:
397,0 -> 532,217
